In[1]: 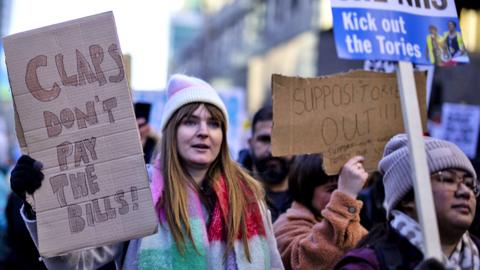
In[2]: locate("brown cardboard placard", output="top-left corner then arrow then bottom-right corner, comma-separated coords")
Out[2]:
3,12 -> 157,257
13,102 -> 28,153
272,70 -> 426,175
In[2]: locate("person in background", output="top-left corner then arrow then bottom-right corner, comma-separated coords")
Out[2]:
10,74 -> 283,269
357,172 -> 387,230
274,154 -> 368,270
0,115 -> 48,269
0,119 -> 9,260
0,118 -> 10,175
0,171 -> 10,268
426,25 -> 448,65
336,134 -> 480,269
3,192 -> 48,270
245,105 -> 293,222
442,20 -> 465,58
134,102 -> 159,164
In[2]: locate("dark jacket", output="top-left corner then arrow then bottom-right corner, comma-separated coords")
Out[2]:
266,190 -> 293,223
143,136 -> 157,164
335,223 -> 480,270
237,148 -> 292,222
4,193 -> 47,270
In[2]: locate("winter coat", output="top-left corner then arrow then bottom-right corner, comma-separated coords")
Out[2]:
22,165 -> 283,270
334,223 -> 480,270
273,191 -> 367,270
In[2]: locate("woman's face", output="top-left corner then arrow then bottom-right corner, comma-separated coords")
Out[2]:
176,104 -> 223,171
311,179 -> 338,213
431,169 -> 477,233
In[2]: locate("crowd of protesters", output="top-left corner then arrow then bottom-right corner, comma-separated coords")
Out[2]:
2,74 -> 480,270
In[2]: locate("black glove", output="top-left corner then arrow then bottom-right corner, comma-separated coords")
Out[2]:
10,155 -> 44,218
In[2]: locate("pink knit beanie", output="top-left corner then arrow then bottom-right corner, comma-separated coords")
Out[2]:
160,74 -> 228,131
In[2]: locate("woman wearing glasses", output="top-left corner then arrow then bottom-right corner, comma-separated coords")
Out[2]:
335,134 -> 480,269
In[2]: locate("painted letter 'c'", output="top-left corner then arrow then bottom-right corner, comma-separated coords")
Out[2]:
25,55 -> 61,102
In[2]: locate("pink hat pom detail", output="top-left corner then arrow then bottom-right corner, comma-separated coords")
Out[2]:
166,74 -> 211,98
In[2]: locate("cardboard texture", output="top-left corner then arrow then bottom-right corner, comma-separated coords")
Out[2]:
14,103 -> 28,152
272,70 -> 427,175
3,12 -> 157,257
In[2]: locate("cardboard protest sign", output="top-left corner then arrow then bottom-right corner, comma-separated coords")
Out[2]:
331,0 -> 467,66
3,12 -> 157,257
439,103 -> 480,159
272,70 -> 426,175
14,103 -> 28,151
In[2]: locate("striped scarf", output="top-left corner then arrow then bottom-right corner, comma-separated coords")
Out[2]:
390,210 -> 480,269
138,162 -> 271,269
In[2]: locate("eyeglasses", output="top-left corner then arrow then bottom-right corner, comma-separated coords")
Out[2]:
431,170 -> 479,197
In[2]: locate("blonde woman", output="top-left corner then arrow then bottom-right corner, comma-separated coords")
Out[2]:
11,74 -> 283,269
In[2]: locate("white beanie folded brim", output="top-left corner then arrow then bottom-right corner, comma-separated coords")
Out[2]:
160,75 -> 228,131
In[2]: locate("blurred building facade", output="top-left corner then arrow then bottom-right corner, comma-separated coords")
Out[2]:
170,0 -> 480,114
169,0 -> 363,113
169,0 -> 205,66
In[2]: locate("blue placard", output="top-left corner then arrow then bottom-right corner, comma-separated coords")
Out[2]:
331,0 -> 468,66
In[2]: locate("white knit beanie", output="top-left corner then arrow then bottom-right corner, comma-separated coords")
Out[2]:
379,134 -> 476,216
160,74 -> 228,131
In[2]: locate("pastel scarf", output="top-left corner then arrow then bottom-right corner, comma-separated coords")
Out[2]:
138,162 -> 271,269
391,210 -> 480,269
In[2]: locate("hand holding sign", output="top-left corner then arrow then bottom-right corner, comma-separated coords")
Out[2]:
337,155 -> 368,199
10,155 -> 44,202
329,0 -> 458,262
3,12 -> 157,257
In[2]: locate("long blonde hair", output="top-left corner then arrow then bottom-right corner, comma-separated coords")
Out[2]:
159,102 -> 264,261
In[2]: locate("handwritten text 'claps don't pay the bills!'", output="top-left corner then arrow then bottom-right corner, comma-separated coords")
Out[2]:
24,43 -> 140,234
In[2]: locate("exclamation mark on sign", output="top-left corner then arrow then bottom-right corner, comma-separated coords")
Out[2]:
131,186 -> 139,210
